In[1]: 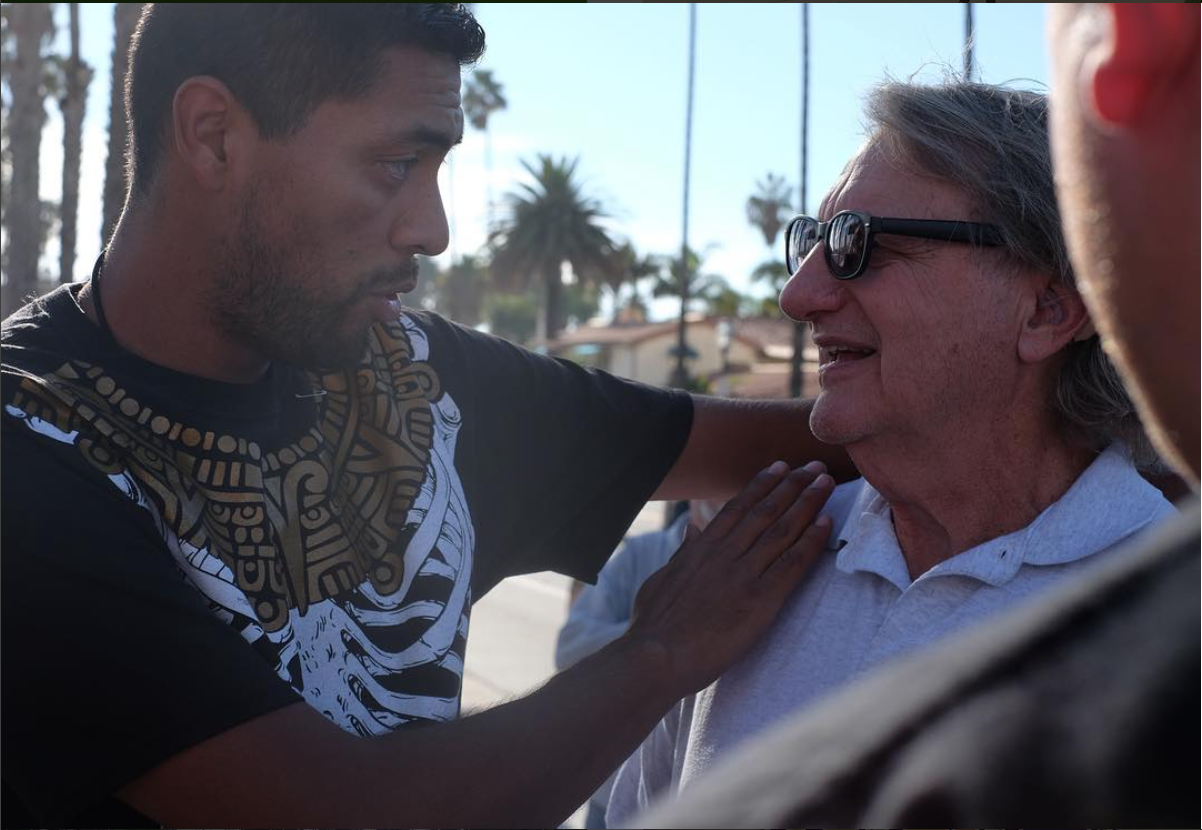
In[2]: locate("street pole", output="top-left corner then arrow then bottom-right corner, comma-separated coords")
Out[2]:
789,3 -> 810,398
963,2 -> 975,81
671,3 -> 697,389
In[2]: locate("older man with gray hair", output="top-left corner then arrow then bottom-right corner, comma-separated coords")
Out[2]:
607,77 -> 1175,825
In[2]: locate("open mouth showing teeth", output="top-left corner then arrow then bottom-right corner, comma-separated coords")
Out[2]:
822,346 -> 877,365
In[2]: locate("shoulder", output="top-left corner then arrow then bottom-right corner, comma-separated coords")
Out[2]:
2,283 -> 82,359
639,503 -> 1200,827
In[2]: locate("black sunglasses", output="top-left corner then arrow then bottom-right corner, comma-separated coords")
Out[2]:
784,210 -> 1005,280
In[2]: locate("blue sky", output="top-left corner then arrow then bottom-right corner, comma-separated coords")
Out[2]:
39,3 -> 1051,320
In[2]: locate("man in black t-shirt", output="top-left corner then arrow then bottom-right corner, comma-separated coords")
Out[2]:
1,5 -> 850,828
637,3 -> 1199,826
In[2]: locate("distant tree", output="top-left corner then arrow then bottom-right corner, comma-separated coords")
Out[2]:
698,278 -> 747,319
606,241 -> 663,322
745,172 -> 793,248
485,292 -> 537,345
750,257 -> 791,296
434,254 -> 488,328
461,68 -> 507,231
57,2 -> 93,283
651,245 -> 726,315
2,2 -> 55,316
490,155 -> 616,341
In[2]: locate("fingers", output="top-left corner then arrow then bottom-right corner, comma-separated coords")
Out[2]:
741,470 -> 835,574
761,511 -> 832,585
710,460 -> 827,554
700,460 -> 795,542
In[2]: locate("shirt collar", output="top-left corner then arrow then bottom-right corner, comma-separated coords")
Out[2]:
833,445 -> 1173,590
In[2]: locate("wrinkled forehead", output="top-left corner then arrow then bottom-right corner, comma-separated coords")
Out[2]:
818,141 -> 975,223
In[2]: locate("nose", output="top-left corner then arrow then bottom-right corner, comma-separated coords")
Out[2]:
388,172 -> 451,257
778,244 -> 847,322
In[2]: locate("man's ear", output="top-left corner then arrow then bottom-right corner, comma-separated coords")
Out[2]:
1018,279 -> 1094,365
1090,3 -> 1199,127
171,76 -> 249,192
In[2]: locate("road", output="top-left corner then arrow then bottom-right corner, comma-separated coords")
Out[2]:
458,501 -> 674,826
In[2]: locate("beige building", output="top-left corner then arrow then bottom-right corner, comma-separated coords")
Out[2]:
545,315 -> 819,396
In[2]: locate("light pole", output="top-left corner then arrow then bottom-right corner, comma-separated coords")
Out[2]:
671,3 -> 697,389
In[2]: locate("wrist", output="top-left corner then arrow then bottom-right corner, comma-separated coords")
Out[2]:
602,631 -> 682,710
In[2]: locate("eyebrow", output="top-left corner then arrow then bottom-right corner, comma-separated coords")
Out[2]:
384,125 -> 464,152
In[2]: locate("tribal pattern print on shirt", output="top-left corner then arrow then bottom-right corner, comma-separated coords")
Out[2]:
4,316 -> 474,733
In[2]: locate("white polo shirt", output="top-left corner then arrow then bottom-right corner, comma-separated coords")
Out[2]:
607,444 -> 1175,824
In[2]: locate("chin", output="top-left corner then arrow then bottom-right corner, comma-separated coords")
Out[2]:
809,393 -> 870,447
280,329 -> 372,373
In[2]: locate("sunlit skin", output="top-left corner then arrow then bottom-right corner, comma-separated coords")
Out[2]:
1047,3 -> 1200,484
779,146 -> 1094,578
81,45 -> 462,379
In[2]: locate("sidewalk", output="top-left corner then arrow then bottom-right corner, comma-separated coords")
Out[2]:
460,500 -> 674,827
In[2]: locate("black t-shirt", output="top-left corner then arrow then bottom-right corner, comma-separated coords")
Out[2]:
637,499 -> 1200,828
1,284 -> 692,827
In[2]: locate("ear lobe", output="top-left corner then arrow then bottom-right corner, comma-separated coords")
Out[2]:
171,76 -> 240,192
1019,284 -> 1094,364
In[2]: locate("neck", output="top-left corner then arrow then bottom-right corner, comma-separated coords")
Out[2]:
82,206 -> 271,384
850,421 -> 1095,581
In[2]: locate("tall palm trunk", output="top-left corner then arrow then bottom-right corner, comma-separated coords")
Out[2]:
963,2 -> 975,81
59,2 -> 92,284
540,263 -> 563,346
3,2 -> 54,317
671,3 -> 697,389
101,3 -> 141,247
485,127 -> 495,232
790,4 -> 811,398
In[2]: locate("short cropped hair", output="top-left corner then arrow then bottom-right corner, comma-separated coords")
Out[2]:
124,3 -> 485,196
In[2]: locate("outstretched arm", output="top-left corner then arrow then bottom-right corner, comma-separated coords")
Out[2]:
120,462 -> 836,827
653,395 -> 856,500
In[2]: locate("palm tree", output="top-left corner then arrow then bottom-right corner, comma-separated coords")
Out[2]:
606,241 -> 663,322
746,172 -> 794,299
101,3 -> 141,247
746,173 -> 794,249
750,257 -> 790,301
489,155 -> 616,342
651,245 -> 723,314
434,253 -> 488,328
58,2 -> 93,284
461,68 -> 507,232
695,277 -> 746,319
2,2 -> 54,317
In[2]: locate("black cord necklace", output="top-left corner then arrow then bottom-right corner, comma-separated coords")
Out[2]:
89,253 -> 115,340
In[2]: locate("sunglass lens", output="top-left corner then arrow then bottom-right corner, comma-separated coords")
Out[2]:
828,212 -> 867,278
787,218 -> 820,273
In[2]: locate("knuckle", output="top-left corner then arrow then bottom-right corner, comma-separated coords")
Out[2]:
758,521 -> 792,543
749,500 -> 779,520
720,500 -> 751,517
787,467 -> 817,485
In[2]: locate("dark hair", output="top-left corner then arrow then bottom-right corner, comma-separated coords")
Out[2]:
125,3 -> 485,196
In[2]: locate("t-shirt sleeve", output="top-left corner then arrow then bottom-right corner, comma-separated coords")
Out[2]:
408,313 -> 694,596
0,420 -> 301,827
